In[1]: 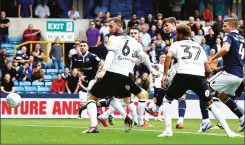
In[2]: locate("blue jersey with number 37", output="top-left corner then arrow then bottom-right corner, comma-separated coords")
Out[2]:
223,31 -> 245,78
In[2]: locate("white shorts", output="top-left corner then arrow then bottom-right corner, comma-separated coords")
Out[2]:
79,91 -> 88,103
208,71 -> 243,96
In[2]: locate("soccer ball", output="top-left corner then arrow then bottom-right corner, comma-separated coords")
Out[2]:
6,93 -> 22,108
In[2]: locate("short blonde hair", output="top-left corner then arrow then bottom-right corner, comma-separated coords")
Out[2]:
163,17 -> 176,26
224,17 -> 239,28
55,37 -> 60,41
176,24 -> 192,37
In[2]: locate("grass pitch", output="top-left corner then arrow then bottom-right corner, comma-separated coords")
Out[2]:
1,118 -> 244,144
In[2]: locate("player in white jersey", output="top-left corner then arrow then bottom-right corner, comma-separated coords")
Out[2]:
83,18 -> 156,133
157,24 -> 241,137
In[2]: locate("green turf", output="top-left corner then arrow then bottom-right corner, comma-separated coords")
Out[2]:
1,119 -> 244,144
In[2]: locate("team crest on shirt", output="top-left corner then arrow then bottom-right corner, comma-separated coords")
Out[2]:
86,58 -> 89,62
125,85 -> 130,90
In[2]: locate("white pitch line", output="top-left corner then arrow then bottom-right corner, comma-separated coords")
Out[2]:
7,124 -> 244,138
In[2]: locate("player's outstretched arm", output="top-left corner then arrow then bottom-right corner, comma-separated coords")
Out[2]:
209,43 -> 230,63
204,62 -> 212,78
96,51 -> 115,79
137,51 -> 154,73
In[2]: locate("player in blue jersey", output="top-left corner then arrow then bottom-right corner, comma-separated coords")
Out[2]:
208,17 -> 244,132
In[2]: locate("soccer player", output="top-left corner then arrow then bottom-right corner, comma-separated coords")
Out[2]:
158,24 -> 241,137
208,17 -> 244,132
83,18 -> 156,133
76,41 -> 103,118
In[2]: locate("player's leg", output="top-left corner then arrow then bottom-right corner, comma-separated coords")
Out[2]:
158,74 -> 189,137
194,76 -> 241,137
135,89 -> 149,126
77,91 -> 88,118
176,94 -> 186,129
198,99 -> 213,132
124,96 -> 138,125
82,94 -> 100,133
209,71 -> 244,132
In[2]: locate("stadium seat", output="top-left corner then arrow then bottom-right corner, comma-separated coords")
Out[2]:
15,86 -> 25,94
45,82 -> 52,87
0,43 -> 15,49
37,86 -> 50,94
32,81 -> 45,87
42,69 -> 46,74
59,69 -> 64,73
13,80 -> 19,86
6,49 -> 14,56
19,81 -> 32,86
8,37 -> 23,44
24,86 -> 38,94
44,75 -> 52,82
47,69 -> 58,76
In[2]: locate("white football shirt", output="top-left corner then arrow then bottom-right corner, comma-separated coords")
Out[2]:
169,40 -> 207,77
106,34 -> 146,76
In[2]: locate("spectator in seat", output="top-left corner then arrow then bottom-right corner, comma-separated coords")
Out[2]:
0,49 -> 10,69
16,62 -> 31,81
148,25 -> 157,43
49,37 -> 64,71
156,13 -> 163,21
148,43 -> 161,64
0,11 -> 10,44
94,0 -> 108,16
101,11 -> 111,24
1,73 -> 15,93
61,67 -> 71,80
94,11 -> 103,22
208,49 -> 218,71
213,16 -> 223,37
127,13 -> 139,33
154,33 -> 166,53
32,43 -> 44,63
204,28 -> 216,48
201,37 -> 211,57
35,0 -> 50,18
191,18 -> 203,35
18,0 -> 33,18
145,13 -> 156,29
202,20 -> 212,36
68,5 -> 80,20
212,37 -> 223,67
66,68 -> 79,94
100,20 -> 109,38
141,72 -> 151,91
48,0 -> 62,18
137,17 -> 149,31
169,0 -> 182,20
86,21 -> 101,55
95,18 -> 102,30
28,55 -> 35,70
23,24 -> 41,54
202,3 -> 213,21
155,20 -> 163,34
50,73 -> 65,94
116,13 -> 126,31
187,16 -> 195,27
193,10 -> 201,20
139,26 -> 151,52
238,19 -> 245,37
193,29 -> 204,45
31,61 -> 44,82
14,46 -> 29,66
68,39 -> 80,60
224,8 -> 238,19
1,61 -> 17,81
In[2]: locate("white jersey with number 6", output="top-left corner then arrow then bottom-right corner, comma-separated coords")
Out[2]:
106,34 -> 152,76
169,40 -> 208,77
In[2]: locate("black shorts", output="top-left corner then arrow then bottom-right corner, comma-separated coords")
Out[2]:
90,71 -> 132,98
154,87 -> 161,97
166,74 -> 211,103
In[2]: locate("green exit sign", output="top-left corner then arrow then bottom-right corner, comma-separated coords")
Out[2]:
46,21 -> 74,32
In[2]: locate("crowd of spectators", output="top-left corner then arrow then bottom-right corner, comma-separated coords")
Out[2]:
0,2 -> 245,95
